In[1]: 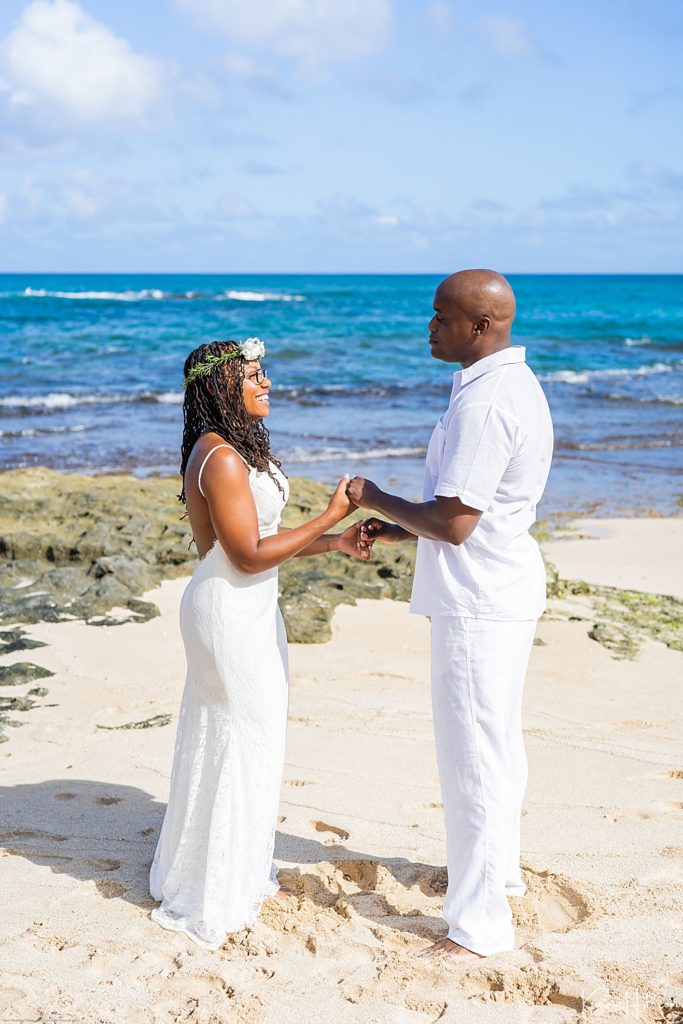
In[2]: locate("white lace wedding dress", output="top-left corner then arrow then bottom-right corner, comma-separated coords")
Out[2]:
149,445 -> 289,949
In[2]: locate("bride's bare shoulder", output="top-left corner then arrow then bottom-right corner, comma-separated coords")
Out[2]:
185,436 -> 248,497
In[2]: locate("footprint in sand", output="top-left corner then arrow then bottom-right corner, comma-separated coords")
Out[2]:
54,791 -> 123,806
271,859 -> 597,952
264,860 -> 603,1019
95,879 -> 129,898
358,672 -> 412,681
615,800 -> 683,821
403,996 -> 448,1018
312,820 -> 350,842
512,866 -> 596,940
84,857 -> 121,872
31,932 -> 79,953
271,860 -> 443,944
0,829 -> 67,842
1,848 -> 73,872
660,845 -> 683,859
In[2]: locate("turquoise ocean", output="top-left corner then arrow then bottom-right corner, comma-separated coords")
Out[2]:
1,274 -> 681,516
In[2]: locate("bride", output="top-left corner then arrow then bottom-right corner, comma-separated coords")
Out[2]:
149,337 -> 365,949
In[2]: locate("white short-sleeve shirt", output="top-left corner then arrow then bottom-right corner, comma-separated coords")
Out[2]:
409,346 -> 553,621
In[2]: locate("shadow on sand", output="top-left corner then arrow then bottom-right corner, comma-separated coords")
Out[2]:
0,778 -> 446,940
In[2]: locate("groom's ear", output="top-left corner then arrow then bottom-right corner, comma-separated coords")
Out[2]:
473,316 -> 490,336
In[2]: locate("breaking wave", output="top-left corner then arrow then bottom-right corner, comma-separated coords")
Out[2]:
219,290 -> 305,302
285,445 -> 427,463
0,390 -> 183,411
540,362 -> 675,384
12,287 -> 306,303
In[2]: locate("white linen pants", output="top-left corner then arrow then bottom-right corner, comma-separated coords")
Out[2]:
430,615 -> 537,956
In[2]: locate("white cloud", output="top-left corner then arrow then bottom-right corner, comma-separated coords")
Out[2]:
5,169 -> 173,230
176,0 -> 391,69
2,0 -> 167,125
475,16 -> 538,61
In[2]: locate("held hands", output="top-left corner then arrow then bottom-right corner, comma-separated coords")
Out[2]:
359,517 -> 402,545
346,475 -> 381,509
326,474 -> 359,524
335,521 -> 374,560
326,475 -> 388,560
334,517 -> 398,560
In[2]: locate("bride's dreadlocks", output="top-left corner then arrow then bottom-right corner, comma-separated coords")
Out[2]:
179,340 -> 286,505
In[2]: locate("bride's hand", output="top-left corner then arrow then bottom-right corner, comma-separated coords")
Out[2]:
335,521 -> 374,560
359,517 -> 400,544
326,474 -> 358,524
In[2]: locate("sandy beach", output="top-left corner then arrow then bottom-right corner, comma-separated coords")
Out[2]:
2,0 -> 682,1018
1,511 -> 682,1023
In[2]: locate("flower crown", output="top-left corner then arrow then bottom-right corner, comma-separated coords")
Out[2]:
184,337 -> 266,386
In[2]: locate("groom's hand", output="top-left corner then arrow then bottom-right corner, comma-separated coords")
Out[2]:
346,476 -> 380,509
336,521 -> 374,560
360,518 -> 403,545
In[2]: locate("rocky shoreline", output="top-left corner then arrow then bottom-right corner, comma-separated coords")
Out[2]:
0,466 -> 679,644
1,469 -> 681,652
1,468 -> 682,745
0,467 -> 416,642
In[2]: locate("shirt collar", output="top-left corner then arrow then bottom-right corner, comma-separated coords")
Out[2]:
454,345 -> 526,388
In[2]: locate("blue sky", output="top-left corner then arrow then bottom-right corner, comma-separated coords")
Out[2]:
0,0 -> 681,272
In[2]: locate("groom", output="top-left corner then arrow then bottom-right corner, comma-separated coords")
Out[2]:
347,269 -> 553,959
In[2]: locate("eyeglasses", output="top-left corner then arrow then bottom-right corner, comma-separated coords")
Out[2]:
246,368 -> 268,385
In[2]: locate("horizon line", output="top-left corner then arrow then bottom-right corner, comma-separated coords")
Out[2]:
0,270 -> 681,277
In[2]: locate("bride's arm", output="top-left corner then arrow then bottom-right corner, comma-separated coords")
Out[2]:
201,450 -> 355,574
278,521 -> 370,560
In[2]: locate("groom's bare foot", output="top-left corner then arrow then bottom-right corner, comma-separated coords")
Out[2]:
420,937 -> 485,960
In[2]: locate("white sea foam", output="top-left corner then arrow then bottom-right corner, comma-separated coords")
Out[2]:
286,446 -> 427,463
604,392 -> 683,406
0,424 -> 89,438
0,392 -> 94,410
155,391 -> 184,404
220,290 -> 305,302
23,287 -> 168,301
273,384 -> 349,396
539,369 -> 590,384
16,286 -> 305,302
540,362 -> 674,384
624,336 -> 653,346
21,287 -> 172,301
568,438 -> 679,451
0,391 -> 175,410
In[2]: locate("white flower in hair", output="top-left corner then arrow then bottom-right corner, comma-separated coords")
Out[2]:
240,337 -> 265,360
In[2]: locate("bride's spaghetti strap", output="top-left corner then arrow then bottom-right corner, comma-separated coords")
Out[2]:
197,444 -> 250,497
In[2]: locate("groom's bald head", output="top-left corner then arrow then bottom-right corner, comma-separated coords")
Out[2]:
436,270 -> 516,327
428,270 -> 517,366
